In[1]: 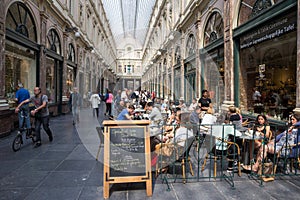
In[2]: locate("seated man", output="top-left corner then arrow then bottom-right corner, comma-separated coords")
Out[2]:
116,105 -> 135,120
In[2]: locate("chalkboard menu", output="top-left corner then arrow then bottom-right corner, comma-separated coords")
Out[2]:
102,120 -> 152,199
109,127 -> 146,177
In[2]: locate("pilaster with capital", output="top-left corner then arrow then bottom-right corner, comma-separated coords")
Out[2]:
39,12 -> 48,91
195,15 -> 201,99
222,0 -> 235,111
180,34 -> 185,99
62,32 -> 69,97
0,20 -> 5,98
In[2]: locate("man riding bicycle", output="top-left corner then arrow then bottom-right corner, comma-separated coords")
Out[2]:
15,87 -> 53,148
15,83 -> 31,133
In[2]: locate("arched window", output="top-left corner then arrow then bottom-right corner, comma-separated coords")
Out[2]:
67,43 -> 75,62
204,11 -> 223,46
5,2 -> 37,42
47,29 -> 61,55
175,46 -> 181,64
238,0 -> 282,25
186,34 -> 196,56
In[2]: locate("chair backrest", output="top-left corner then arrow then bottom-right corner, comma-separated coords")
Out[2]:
211,125 -> 234,151
178,136 -> 195,160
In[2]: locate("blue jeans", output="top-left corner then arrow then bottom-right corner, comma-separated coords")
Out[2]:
72,106 -> 80,123
18,104 -> 31,129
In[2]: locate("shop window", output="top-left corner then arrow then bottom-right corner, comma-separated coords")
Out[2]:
5,2 -> 37,108
5,41 -> 37,107
46,57 -> 58,104
6,2 -> 37,42
66,66 -> 74,92
239,27 -> 296,119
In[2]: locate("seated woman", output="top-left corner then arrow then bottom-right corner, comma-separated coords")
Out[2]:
155,112 -> 194,154
243,113 -> 300,172
162,108 -> 181,141
249,114 -> 271,160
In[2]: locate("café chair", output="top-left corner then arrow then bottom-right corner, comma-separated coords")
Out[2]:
201,125 -> 242,177
274,142 -> 300,175
155,136 -> 195,183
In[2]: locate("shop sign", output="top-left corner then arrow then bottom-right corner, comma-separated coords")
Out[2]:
240,12 -> 296,49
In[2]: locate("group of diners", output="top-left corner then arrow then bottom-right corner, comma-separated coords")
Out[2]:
113,91 -> 300,175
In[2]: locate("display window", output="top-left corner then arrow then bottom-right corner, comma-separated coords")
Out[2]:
239,12 -> 296,119
66,66 -> 74,93
46,57 -> 60,104
5,41 -> 37,107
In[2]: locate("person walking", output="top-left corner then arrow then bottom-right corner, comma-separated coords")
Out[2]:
15,87 -> 53,148
89,91 -> 101,117
70,87 -> 82,125
105,89 -> 114,118
15,83 -> 31,131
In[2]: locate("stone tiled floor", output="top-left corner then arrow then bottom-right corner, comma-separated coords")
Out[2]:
1,106 -> 300,200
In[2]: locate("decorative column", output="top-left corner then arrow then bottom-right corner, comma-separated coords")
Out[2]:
40,11 -> 48,91
0,10 -> 12,136
293,0 -> 300,114
221,0 -> 235,111
195,13 -> 201,99
62,32 -> 69,97
0,18 -> 5,99
171,47 -> 175,101
180,34 -> 185,99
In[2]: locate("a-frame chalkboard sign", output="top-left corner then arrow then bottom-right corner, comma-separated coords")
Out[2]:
102,120 -> 152,199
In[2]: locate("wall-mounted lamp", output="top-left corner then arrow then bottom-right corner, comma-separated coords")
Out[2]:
65,27 -> 80,38
150,61 -> 154,65
168,34 -> 174,41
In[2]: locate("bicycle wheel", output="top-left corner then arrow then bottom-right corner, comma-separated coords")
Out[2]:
12,133 -> 23,152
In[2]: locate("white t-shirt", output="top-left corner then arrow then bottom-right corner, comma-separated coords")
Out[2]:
201,114 -> 217,125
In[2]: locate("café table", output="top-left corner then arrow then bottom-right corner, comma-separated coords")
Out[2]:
238,132 -> 264,165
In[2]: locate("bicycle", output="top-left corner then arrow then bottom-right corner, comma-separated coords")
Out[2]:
12,109 -> 36,152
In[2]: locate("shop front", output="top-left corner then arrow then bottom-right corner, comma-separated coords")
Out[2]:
1,2 -> 39,136
45,29 -> 63,115
235,0 -> 297,120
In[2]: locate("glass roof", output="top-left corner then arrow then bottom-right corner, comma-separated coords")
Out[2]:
102,0 -> 156,47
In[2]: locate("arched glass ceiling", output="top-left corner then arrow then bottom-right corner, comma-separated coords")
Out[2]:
102,0 -> 156,47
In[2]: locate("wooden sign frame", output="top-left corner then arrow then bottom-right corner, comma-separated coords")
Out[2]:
103,120 -> 152,199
